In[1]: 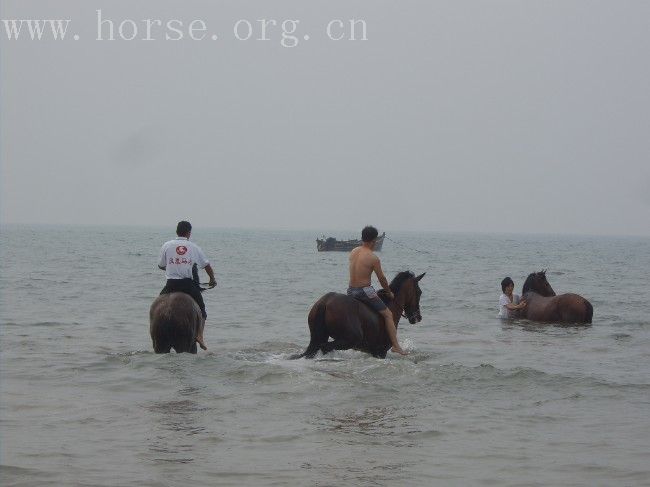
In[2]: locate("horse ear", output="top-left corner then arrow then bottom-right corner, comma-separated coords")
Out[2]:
416,273 -> 426,281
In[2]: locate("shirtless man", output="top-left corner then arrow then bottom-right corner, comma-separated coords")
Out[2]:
347,226 -> 408,355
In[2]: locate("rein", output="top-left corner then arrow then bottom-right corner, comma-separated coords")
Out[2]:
389,292 -> 419,322
402,308 -> 420,321
198,282 -> 217,292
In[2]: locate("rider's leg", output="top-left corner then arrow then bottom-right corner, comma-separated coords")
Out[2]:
184,280 -> 208,350
380,309 -> 407,355
194,292 -> 208,350
159,279 -> 174,295
195,326 -> 207,351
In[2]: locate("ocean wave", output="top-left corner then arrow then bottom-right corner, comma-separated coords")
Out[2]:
3,321 -> 81,328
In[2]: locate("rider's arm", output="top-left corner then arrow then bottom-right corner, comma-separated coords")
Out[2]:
372,257 -> 391,293
204,264 -> 216,286
158,245 -> 167,270
194,245 -> 216,285
506,301 -> 526,310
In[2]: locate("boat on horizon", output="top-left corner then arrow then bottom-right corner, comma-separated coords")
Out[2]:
316,232 -> 385,252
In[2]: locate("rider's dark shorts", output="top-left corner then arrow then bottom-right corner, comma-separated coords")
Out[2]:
160,278 -> 207,319
347,286 -> 387,312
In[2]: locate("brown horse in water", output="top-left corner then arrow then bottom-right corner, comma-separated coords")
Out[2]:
150,293 -> 204,353
292,271 -> 425,359
518,271 -> 593,325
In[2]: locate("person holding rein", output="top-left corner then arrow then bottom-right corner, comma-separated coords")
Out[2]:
498,277 -> 527,319
347,226 -> 408,355
158,220 -> 216,350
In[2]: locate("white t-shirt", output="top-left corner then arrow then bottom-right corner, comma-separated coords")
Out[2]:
498,293 -> 520,319
158,237 -> 209,280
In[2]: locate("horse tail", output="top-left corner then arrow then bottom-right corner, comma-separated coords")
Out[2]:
152,314 -> 193,353
150,294 -> 198,353
584,300 -> 593,324
151,315 -> 174,353
290,299 -> 329,359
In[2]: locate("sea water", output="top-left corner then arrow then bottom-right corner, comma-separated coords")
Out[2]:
1,225 -> 649,486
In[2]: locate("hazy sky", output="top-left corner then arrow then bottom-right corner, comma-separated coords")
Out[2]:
2,1 -> 649,236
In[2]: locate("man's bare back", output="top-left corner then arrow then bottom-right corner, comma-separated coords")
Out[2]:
349,246 -> 379,288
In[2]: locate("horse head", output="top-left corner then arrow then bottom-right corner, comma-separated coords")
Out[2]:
522,270 -> 556,297
390,271 -> 425,324
407,272 -> 426,323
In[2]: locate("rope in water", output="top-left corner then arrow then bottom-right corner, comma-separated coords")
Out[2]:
384,235 -> 434,255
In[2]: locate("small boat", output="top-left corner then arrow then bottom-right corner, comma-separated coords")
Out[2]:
316,232 -> 385,252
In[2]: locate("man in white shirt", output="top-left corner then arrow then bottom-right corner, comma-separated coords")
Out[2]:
158,221 -> 216,350
498,277 -> 526,319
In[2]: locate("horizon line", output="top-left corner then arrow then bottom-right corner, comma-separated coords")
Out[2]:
1,221 -> 649,240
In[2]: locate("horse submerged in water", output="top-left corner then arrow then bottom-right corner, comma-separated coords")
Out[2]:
292,271 -> 425,359
518,270 -> 593,325
149,293 -> 204,353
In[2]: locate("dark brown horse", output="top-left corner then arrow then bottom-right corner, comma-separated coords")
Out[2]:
292,271 -> 425,359
149,292 -> 205,353
519,271 -> 593,325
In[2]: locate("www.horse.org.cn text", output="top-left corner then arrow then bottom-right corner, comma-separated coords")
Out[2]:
1,10 -> 369,48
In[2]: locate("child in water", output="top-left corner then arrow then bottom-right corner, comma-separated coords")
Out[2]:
498,277 -> 527,319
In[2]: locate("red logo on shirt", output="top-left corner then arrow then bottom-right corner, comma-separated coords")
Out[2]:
176,245 -> 188,255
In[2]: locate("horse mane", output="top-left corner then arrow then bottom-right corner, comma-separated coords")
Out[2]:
521,273 -> 533,294
375,271 -> 415,304
390,271 -> 415,294
522,270 -> 545,294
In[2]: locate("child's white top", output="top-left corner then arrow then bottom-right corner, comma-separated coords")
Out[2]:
498,293 -> 519,318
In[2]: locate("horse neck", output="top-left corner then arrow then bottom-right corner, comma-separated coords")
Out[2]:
523,285 -> 556,298
522,290 -> 536,301
388,289 -> 406,326
522,277 -> 534,295
523,275 -> 556,297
